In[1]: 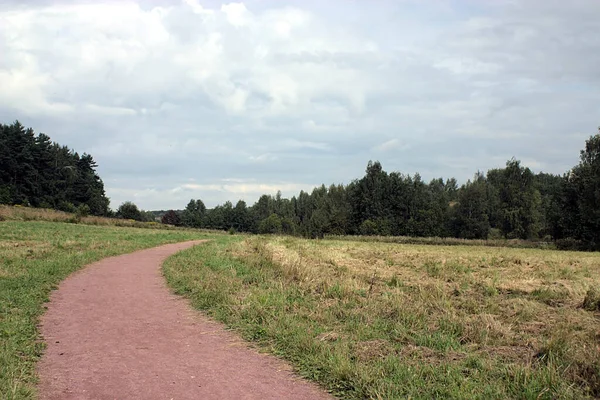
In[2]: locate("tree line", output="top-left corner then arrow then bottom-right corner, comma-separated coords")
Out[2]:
0,121 -> 110,216
163,129 -> 600,250
3,120 -> 599,249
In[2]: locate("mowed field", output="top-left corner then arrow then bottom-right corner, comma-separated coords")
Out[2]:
0,220 -> 208,399
2,213 -> 599,400
164,236 -> 600,399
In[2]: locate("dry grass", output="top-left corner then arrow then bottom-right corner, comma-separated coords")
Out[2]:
0,205 -> 168,228
0,205 -> 230,233
224,236 -> 600,397
325,234 -> 557,250
0,205 -> 229,235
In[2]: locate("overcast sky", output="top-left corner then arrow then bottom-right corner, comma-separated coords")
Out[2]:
1,0 -> 599,210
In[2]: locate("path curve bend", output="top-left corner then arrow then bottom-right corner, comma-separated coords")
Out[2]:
38,240 -> 330,400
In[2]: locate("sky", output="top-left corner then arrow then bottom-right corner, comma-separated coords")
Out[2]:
1,0 -> 599,210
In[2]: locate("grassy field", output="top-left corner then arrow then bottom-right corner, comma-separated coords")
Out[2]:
164,236 -> 600,399
324,233 -> 556,250
0,220 -> 209,399
0,205 -> 172,229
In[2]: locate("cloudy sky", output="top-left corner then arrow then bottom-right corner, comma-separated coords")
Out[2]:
1,0 -> 599,210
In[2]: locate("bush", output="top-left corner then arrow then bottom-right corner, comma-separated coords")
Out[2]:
258,214 -> 282,234
488,228 -> 503,240
57,201 -> 76,213
359,219 -> 377,236
555,238 -> 585,251
76,204 -> 91,218
116,201 -> 143,221
38,201 -> 53,209
161,210 -> 181,226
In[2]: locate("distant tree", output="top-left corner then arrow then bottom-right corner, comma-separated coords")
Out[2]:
116,201 -> 143,221
205,205 -> 225,230
139,210 -> 155,222
561,130 -> 600,248
221,201 -> 235,229
252,194 -> 273,223
0,121 -> 110,215
535,172 -> 564,239
161,210 -> 181,226
281,217 -> 297,235
168,130 -> 600,246
452,173 -> 490,239
258,213 -> 282,234
349,161 -> 389,228
181,199 -> 206,228
487,159 -> 541,239
359,219 -> 378,236
232,200 -> 253,232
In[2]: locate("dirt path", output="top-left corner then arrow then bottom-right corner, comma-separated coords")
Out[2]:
37,241 -> 331,400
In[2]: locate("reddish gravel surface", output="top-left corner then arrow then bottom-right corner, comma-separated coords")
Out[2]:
37,241 -> 332,400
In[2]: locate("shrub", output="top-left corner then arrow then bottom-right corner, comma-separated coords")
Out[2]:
359,219 -> 377,236
57,201 -> 76,213
116,201 -> 143,221
488,228 -> 504,240
161,210 -> 181,226
76,204 -> 91,218
555,238 -> 585,251
258,214 -> 282,234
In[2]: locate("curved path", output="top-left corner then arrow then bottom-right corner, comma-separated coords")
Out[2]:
38,241 -> 331,400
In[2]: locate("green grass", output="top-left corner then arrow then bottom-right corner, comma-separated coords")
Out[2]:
0,221 -> 210,399
163,236 -> 600,399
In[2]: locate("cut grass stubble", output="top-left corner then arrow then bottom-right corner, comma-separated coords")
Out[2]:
163,236 -> 600,399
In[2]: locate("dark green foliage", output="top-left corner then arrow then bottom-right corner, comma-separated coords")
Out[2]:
560,131 -> 600,249
451,173 -> 491,239
161,210 -> 181,226
535,173 -> 565,240
116,201 -> 143,221
76,204 -> 90,218
487,159 -> 540,239
258,213 -> 282,234
171,127 -> 598,249
359,219 -> 378,235
181,199 -> 206,228
0,121 -> 110,215
232,200 -> 253,232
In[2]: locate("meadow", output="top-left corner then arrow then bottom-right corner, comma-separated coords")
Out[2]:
164,236 -> 600,399
0,205 -> 170,229
2,203 -> 599,399
0,218 -> 208,399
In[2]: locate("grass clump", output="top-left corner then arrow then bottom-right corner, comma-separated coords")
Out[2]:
0,221 -> 210,399
164,236 -> 600,399
582,286 -> 600,311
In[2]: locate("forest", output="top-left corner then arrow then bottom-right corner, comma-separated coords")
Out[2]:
0,121 -> 110,216
2,120 -> 600,249
166,131 -> 600,250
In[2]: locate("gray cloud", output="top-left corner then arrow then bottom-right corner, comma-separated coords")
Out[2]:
1,0 -> 598,210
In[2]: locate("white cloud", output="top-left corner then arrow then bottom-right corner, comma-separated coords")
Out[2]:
0,0 -> 598,209
372,139 -> 410,153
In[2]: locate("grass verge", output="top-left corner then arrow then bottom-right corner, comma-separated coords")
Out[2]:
164,236 -> 600,399
0,205 -> 225,233
324,234 -> 556,250
0,220 -> 210,399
